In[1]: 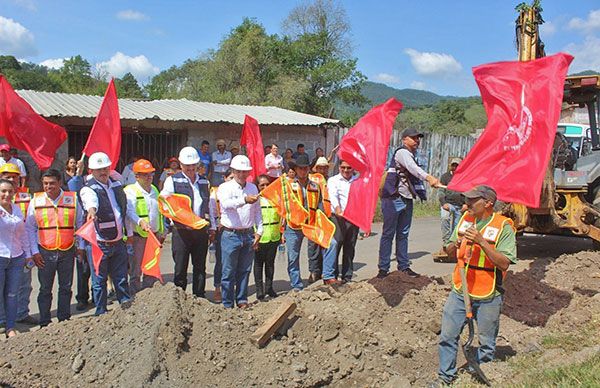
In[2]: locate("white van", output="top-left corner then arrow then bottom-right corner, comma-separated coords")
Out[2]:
557,122 -> 591,157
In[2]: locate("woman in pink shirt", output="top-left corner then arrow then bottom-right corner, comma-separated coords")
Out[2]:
264,144 -> 284,181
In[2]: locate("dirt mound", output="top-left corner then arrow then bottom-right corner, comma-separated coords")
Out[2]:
0,251 -> 598,387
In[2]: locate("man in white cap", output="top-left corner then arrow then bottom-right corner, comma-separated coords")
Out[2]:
161,146 -> 212,298
211,139 -> 232,186
216,155 -> 262,308
79,152 -> 133,315
0,144 -> 27,187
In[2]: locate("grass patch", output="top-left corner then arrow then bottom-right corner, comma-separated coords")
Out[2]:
541,321 -> 600,352
372,199 -> 440,223
510,353 -> 600,387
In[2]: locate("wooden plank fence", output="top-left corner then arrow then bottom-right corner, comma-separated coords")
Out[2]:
334,129 -> 477,202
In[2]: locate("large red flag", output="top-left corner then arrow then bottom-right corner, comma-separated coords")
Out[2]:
448,53 -> 573,207
141,231 -> 163,283
75,219 -> 103,275
337,98 -> 404,233
240,115 -> 267,182
83,79 -> 121,169
0,75 -> 67,169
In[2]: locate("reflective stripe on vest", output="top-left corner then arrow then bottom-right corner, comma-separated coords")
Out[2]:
287,179 -> 320,230
452,212 -> 514,299
259,197 -> 281,243
124,184 -> 164,238
309,173 -> 331,217
33,191 -> 77,250
14,188 -> 31,216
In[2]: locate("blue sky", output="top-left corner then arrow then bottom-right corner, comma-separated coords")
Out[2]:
1,0 -> 599,96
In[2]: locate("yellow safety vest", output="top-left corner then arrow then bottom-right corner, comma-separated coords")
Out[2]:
124,184 -> 164,238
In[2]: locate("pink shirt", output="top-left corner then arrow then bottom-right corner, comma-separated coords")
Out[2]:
265,154 -> 284,178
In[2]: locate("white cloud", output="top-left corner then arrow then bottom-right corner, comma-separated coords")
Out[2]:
40,58 -> 66,69
410,81 -> 427,90
404,48 -> 462,76
568,9 -> 600,32
564,36 -> 600,72
373,73 -> 400,84
96,52 -> 159,81
540,20 -> 557,36
0,16 -> 37,57
116,10 -> 149,21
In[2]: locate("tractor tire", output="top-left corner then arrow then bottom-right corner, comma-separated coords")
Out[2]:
593,190 -> 600,250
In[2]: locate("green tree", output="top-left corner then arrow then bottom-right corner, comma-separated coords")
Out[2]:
50,55 -> 96,94
0,55 -> 22,72
116,72 -> 144,98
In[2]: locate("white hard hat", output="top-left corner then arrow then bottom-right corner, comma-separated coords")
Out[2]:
88,152 -> 112,169
178,146 -> 200,165
230,155 -> 252,171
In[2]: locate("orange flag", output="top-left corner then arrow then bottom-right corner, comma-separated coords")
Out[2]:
301,209 -> 336,249
260,176 -> 308,226
158,194 -> 209,229
75,219 -> 103,275
141,231 -> 163,283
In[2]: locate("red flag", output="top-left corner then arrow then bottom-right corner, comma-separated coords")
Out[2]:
337,98 -> 404,233
75,219 -> 103,275
83,79 -> 121,169
141,231 -> 163,283
448,53 -> 573,207
240,115 -> 267,182
0,75 -> 67,169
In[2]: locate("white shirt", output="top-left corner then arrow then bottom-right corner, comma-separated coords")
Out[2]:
0,204 -> 31,258
216,179 -> 263,234
212,150 -> 232,173
80,179 -> 127,242
265,154 -> 284,178
328,173 -> 358,213
208,188 -> 219,231
121,163 -> 137,185
0,157 -> 27,177
160,173 -> 205,217
25,190 -> 85,255
125,182 -> 161,235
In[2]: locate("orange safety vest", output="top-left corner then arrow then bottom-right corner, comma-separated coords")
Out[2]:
309,173 -> 331,217
287,179 -> 321,230
14,187 -> 31,216
33,191 -> 77,250
452,212 -> 515,299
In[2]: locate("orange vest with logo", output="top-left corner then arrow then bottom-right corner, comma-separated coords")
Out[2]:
14,187 -> 31,216
33,192 -> 77,250
287,179 -> 320,230
309,173 -> 331,217
452,212 -> 514,299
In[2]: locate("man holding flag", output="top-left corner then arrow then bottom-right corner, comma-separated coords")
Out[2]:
161,146 -> 212,298
124,159 -> 166,293
378,128 -> 441,278
79,152 -> 132,315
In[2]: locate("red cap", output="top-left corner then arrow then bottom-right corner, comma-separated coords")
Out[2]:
0,144 -> 10,152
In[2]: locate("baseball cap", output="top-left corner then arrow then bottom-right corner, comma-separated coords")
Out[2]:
133,159 -> 155,173
449,157 -> 462,166
463,185 -> 497,203
0,144 -> 10,152
314,157 -> 329,167
216,139 -> 226,146
401,128 -> 424,138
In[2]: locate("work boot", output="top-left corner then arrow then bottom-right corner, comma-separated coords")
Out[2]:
267,288 -> 278,298
213,286 -> 222,303
76,301 -> 89,311
401,268 -> 420,277
307,272 -> 319,284
256,281 -> 265,300
376,270 -> 388,279
17,315 -> 38,325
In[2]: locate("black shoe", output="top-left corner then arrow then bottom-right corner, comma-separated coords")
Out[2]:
76,301 -> 89,311
308,272 -> 320,284
255,282 -> 265,300
17,315 -> 38,325
267,289 -> 278,298
401,268 -> 420,277
376,270 -> 388,279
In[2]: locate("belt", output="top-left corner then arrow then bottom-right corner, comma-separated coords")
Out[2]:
97,239 -> 123,246
222,226 -> 254,234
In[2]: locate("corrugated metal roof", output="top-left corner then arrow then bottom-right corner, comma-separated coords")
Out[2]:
16,89 -> 339,126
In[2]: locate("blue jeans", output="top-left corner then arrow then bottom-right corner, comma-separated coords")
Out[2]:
37,247 -> 75,326
438,291 -> 503,383
321,238 -> 341,281
284,227 -> 305,290
0,255 -> 26,330
441,205 -> 462,245
88,240 -> 131,315
378,197 -> 414,272
220,230 -> 255,308
214,229 -> 223,288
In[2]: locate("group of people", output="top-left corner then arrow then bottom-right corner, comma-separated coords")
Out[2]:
0,131 -> 517,387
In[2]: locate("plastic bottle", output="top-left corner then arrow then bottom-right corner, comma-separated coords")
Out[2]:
24,258 -> 35,272
278,243 -> 286,260
208,243 -> 216,263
